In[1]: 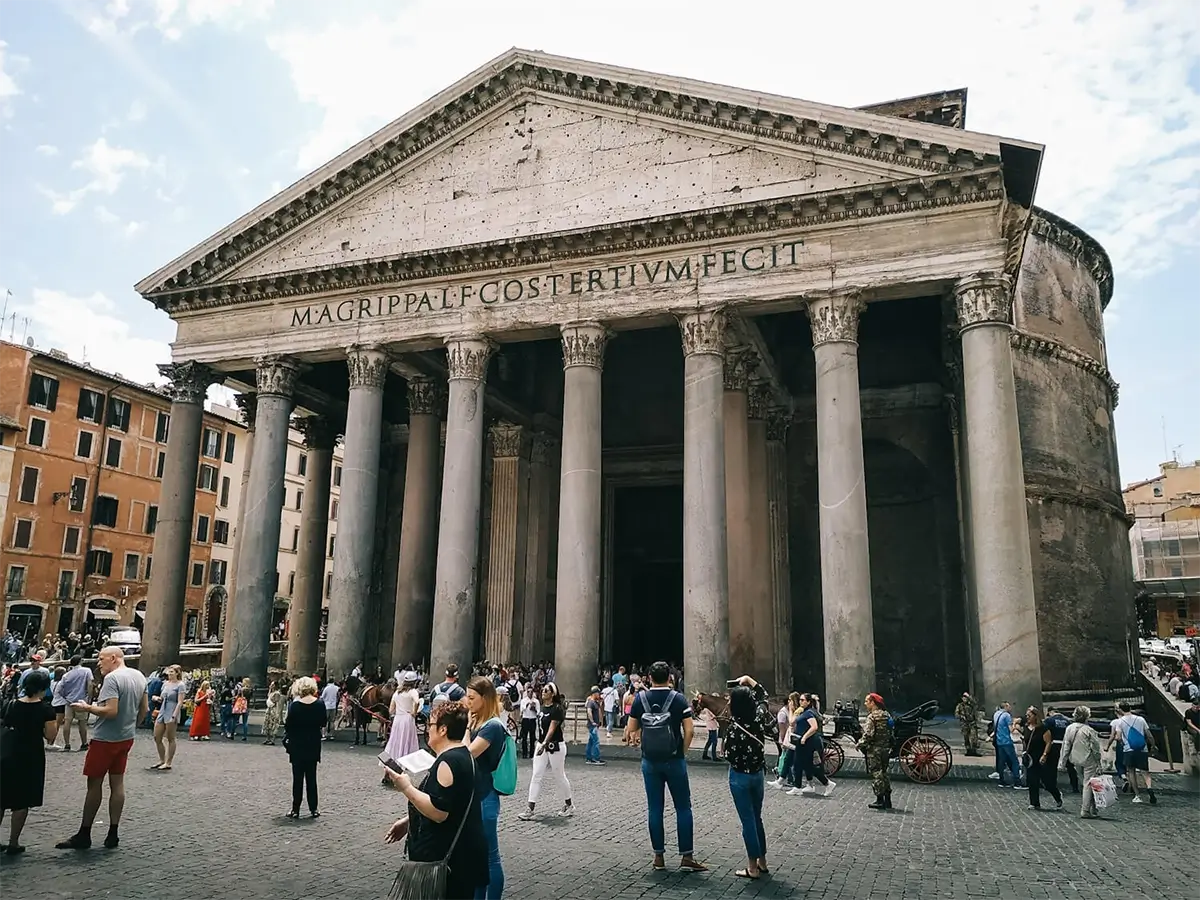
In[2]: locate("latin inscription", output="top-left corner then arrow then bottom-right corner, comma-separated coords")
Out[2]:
289,241 -> 804,329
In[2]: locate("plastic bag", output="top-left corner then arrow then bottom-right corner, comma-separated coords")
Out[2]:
1089,775 -> 1117,809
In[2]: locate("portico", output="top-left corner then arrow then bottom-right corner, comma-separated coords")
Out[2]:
133,49 -> 1103,712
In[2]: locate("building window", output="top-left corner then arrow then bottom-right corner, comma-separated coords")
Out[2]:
12,519 -> 33,549
57,570 -> 75,601
155,411 -> 170,443
85,549 -> 113,577
198,464 -> 218,492
63,525 -> 81,556
123,553 -> 140,581
191,562 -> 205,587
5,566 -> 26,596
76,430 -> 94,459
324,572 -> 332,598
202,428 -> 221,459
298,453 -> 307,476
105,436 -> 122,468
287,571 -> 296,595
219,476 -> 231,508
1165,539 -> 1181,557
328,535 -> 336,558
27,373 -> 58,411
69,476 -> 87,512
333,465 -> 342,487
92,495 -> 119,528
295,489 -> 304,511
156,451 -> 166,479
18,466 -> 39,504
330,499 -> 338,521
26,416 -> 47,448
1170,564 -> 1184,578
224,431 -> 237,463
76,387 -> 104,422
144,556 -> 153,579
1153,484 -> 1163,497
210,559 -> 228,586
291,526 -> 300,552
146,504 -> 158,534
105,397 -> 131,431
213,519 -> 230,544
1177,600 -> 1190,619
273,570 -> 280,594
195,514 -> 210,544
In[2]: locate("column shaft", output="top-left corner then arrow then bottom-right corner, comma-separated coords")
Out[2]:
326,345 -> 389,678
723,349 -> 755,680
521,435 -> 556,662
227,358 -> 299,684
746,388 -> 774,691
553,323 -> 607,700
140,362 -> 214,673
392,380 -> 442,668
678,310 -> 730,695
221,393 -> 255,664
288,417 -> 334,675
483,424 -> 530,663
809,294 -> 876,703
765,411 -> 794,694
429,338 -> 494,676
955,274 -> 1041,710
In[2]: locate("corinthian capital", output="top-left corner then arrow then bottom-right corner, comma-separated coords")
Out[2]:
806,293 -> 865,347
445,336 -> 495,383
747,381 -> 771,420
766,407 -> 791,441
254,355 -> 302,398
677,308 -> 726,357
560,322 -> 610,370
346,344 -> 390,389
953,272 -> 1013,331
722,346 -> 754,392
489,422 -> 525,459
234,392 -> 257,431
157,361 -> 217,405
296,415 -> 336,451
406,376 -> 444,417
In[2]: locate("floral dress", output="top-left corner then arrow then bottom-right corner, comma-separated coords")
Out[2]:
262,688 -> 285,739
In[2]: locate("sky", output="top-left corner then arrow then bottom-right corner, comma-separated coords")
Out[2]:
0,0 -> 1196,485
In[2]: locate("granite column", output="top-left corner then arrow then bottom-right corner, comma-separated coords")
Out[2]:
288,416 -> 335,676
325,344 -> 390,679
483,423 -> 530,665
221,392 -> 255,662
808,293 -> 875,703
765,409 -> 794,694
746,383 -> 775,690
954,273 -> 1042,711
521,434 -> 556,663
553,323 -> 608,700
140,361 -> 215,673
723,346 -> 755,680
429,337 -> 494,676
677,309 -> 730,695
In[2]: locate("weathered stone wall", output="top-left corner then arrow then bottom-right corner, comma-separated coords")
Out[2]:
1013,210 -> 1135,694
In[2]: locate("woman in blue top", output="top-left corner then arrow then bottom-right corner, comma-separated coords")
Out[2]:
465,676 -> 508,899
151,665 -> 184,771
787,693 -> 834,797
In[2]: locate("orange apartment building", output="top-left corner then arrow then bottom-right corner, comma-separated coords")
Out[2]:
0,340 -> 239,643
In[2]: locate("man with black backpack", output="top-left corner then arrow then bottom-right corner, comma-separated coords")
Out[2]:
428,664 -> 466,711
627,661 -> 708,873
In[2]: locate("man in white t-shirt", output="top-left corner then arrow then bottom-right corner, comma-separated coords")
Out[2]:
601,684 -> 620,736
1105,701 -> 1157,804
320,681 -> 341,740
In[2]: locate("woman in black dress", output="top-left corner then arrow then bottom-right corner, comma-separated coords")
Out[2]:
384,701 -> 487,900
284,676 -> 327,818
0,668 -> 59,853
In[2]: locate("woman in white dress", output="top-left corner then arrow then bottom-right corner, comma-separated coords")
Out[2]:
384,674 -> 421,764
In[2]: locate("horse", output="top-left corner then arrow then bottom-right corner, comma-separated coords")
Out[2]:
692,691 -> 785,757
352,680 -> 395,746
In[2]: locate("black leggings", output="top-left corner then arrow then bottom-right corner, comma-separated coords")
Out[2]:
519,719 -> 537,758
1027,761 -> 1061,808
291,760 -> 319,813
800,743 -> 830,786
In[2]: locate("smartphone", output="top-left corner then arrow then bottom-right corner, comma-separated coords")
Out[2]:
377,751 -> 403,774
726,679 -> 740,688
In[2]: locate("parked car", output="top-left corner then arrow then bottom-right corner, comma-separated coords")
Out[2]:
104,626 -> 142,654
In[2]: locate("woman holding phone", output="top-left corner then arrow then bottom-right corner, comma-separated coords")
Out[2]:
517,683 -> 573,821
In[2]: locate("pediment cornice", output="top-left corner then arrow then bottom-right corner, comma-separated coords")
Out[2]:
151,166 -> 1004,314
138,50 -> 1009,300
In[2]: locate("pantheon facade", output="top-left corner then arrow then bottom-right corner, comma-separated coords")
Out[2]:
135,50 -> 1135,710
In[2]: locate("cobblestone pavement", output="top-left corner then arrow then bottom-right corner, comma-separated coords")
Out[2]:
2,734 -> 1194,900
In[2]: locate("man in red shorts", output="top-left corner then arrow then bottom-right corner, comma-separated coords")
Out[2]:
56,646 -> 148,850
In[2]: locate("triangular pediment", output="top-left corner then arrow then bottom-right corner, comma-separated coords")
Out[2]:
138,49 -> 1031,299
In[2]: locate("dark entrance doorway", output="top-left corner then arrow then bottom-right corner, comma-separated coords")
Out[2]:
609,483 -> 684,669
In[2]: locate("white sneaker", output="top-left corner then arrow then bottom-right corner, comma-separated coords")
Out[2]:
988,772 -> 1001,780
1131,796 -> 1145,804
786,787 -> 804,796
800,785 -> 816,794
559,806 -> 574,817
768,778 -> 784,789
823,780 -> 837,798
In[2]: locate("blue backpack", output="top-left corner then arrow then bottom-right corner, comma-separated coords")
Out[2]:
1124,719 -> 1147,752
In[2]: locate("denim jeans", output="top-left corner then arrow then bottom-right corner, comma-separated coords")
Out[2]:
728,769 -> 766,860
233,712 -> 248,739
473,789 -> 504,899
640,757 -> 693,856
605,709 -> 617,732
586,724 -> 601,762
220,704 -> 233,736
996,742 -> 1020,785
703,729 -> 719,757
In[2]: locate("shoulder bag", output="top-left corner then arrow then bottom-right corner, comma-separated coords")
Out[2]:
386,754 -> 476,900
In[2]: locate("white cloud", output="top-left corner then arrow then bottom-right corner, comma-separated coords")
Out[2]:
41,137 -> 153,214
35,144 -> 59,156
12,288 -> 172,385
0,40 -> 21,116
86,0 -> 275,39
264,0 -> 1199,281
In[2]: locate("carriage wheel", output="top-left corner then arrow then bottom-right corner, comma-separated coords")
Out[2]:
821,741 -> 845,777
898,734 -> 953,784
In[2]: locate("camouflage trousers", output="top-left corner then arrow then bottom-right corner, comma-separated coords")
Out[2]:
961,722 -> 979,754
865,748 -> 891,795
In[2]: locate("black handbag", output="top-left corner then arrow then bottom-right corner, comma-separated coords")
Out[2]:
386,756 -> 476,900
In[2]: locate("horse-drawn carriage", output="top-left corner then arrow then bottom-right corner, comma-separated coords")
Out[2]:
820,698 -> 953,784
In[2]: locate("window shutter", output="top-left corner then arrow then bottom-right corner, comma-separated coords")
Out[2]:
77,388 -> 87,418
47,378 -> 59,411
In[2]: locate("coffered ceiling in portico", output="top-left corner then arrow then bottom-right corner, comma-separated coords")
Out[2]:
136,48 -> 1035,309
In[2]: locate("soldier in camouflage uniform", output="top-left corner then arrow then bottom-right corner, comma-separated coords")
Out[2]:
858,692 -> 892,810
955,692 -> 980,756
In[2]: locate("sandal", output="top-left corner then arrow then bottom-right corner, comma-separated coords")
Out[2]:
734,869 -> 760,880
148,763 -> 164,770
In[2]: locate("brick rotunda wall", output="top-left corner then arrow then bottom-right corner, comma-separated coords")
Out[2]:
1012,208 -> 1136,695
